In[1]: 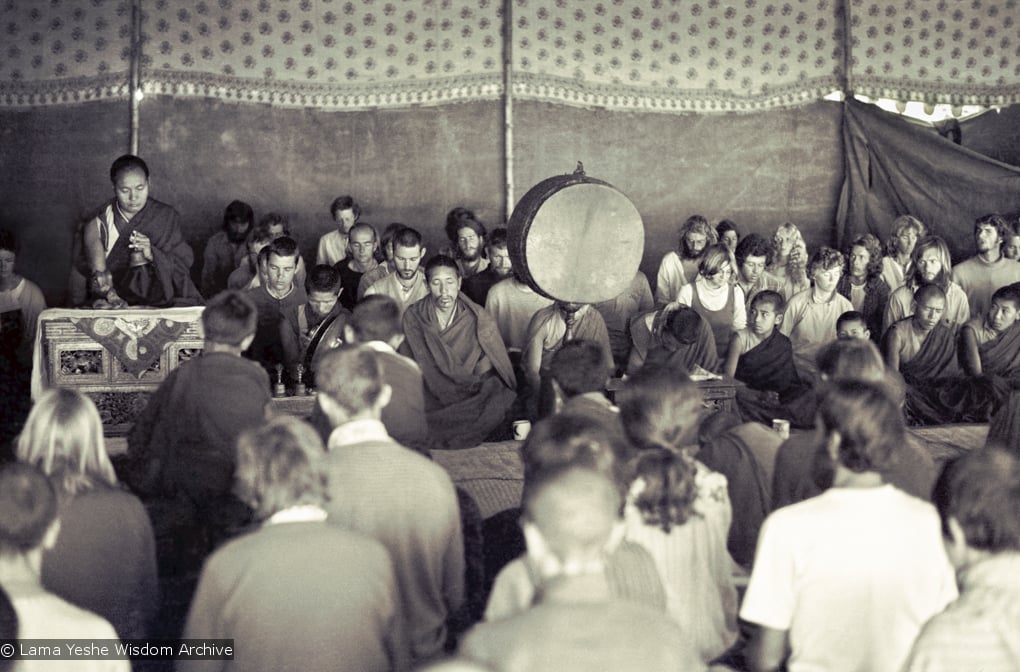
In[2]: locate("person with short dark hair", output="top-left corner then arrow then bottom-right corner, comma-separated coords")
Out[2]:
0,463 -> 129,670
281,264 -> 350,387
463,227 -> 513,306
485,412 -> 667,624
726,290 -> 810,426
655,214 -> 717,304
770,338 -> 937,511
316,195 -> 361,266
0,228 -> 46,368
883,283 -> 960,385
627,303 -> 719,376
344,295 -> 428,453
201,200 -> 254,298
952,213 -> 1020,320
904,283 -> 1020,425
317,345 -> 464,665
227,213 -> 308,292
837,233 -> 890,343
402,255 -> 517,447
17,388 -> 157,640
716,219 -> 739,252
523,301 -> 612,419
548,339 -> 619,434
126,290 -> 271,566
902,446 -> 1020,671
461,463 -> 700,672
181,415 -> 404,672
76,154 -> 201,307
835,310 -> 870,340
246,235 -> 308,378
741,380 -> 957,672
364,226 -> 429,318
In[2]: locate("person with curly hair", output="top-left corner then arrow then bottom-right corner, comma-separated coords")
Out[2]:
766,222 -> 810,300
780,246 -> 853,382
655,214 -> 717,304
836,233 -> 890,343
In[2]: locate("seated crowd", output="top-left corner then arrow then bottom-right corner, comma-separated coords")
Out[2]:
1,154 -> 1019,671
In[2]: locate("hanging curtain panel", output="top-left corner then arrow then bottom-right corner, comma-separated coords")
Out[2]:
0,0 -> 133,106
849,0 -> 1020,106
4,1 -> 1020,111
511,0 -> 845,112
139,0 -> 504,109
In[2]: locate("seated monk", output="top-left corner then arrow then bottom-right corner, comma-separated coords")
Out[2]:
882,283 -> 961,425
907,284 -> 1020,425
76,155 -> 201,307
626,303 -> 718,376
401,255 -> 517,448
280,264 -> 351,388
724,290 -> 811,427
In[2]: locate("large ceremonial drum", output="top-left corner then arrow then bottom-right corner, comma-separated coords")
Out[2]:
507,167 -> 644,303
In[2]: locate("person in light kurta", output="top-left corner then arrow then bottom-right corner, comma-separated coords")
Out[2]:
884,235 -> 970,331
741,380 -> 957,672
901,446 -> 1020,672
780,246 -> 853,383
402,255 -> 517,448
76,154 -> 201,307
364,226 -> 429,318
315,195 -> 359,266
766,222 -> 810,300
655,214 -> 716,304
951,213 -> 1020,322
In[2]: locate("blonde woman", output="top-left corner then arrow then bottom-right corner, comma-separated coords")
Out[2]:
767,222 -> 810,299
16,388 -> 157,640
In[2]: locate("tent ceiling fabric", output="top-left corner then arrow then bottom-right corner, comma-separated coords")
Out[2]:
1,0 -> 1018,110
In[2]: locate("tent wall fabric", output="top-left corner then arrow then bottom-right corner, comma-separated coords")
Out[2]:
837,98 -> 1020,260
3,1 -> 1019,111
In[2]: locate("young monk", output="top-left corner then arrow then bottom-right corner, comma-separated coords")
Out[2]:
882,284 -> 961,425
725,290 -> 809,426
906,284 -> 1020,425
280,264 -> 351,387
836,310 -> 870,340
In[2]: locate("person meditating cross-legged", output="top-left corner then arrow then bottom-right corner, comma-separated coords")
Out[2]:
76,154 -> 201,307
402,255 -> 517,448
675,243 -> 746,360
904,284 -> 1020,425
882,284 -> 961,425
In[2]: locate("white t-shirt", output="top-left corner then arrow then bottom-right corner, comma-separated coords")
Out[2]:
740,485 -> 957,672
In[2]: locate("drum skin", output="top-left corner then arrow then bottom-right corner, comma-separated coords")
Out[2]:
507,172 -> 644,303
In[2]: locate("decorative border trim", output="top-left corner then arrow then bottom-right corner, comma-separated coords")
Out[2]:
510,72 -> 845,113
140,71 -> 504,109
851,76 -> 1020,107
0,73 -> 131,107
